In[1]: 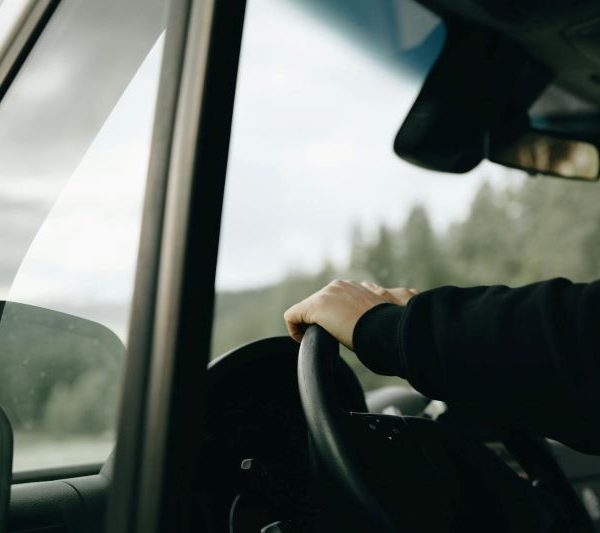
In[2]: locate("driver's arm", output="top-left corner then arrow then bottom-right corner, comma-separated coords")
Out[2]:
284,278 -> 600,453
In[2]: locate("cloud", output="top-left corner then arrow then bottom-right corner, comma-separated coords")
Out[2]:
0,1 -> 164,314
2,28 -> 164,339
216,0 -> 506,290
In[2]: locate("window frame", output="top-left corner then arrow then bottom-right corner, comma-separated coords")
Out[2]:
105,0 -> 246,531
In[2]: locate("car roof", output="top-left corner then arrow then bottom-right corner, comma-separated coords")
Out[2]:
423,0 -> 600,105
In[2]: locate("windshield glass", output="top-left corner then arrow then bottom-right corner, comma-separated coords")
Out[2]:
214,0 -> 600,392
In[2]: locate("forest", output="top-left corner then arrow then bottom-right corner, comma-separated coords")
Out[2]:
212,175 -> 600,390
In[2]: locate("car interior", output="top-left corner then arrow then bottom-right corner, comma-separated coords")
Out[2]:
1,0 -> 600,532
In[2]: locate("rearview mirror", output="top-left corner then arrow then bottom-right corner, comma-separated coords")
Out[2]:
489,130 -> 600,181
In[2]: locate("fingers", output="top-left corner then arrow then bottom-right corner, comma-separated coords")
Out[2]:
361,280 -> 383,292
286,320 -> 308,343
283,279 -> 389,348
360,280 -> 391,300
283,298 -> 313,343
387,288 -> 417,306
361,281 -> 419,306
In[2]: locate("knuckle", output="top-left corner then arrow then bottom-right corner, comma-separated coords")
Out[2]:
314,292 -> 328,304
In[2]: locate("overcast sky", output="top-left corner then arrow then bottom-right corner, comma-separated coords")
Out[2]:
0,0 -> 164,337
216,0 -> 514,290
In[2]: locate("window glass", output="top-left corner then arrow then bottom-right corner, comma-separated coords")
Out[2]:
0,1 -> 30,54
214,0 -> 600,392
0,0 -> 166,471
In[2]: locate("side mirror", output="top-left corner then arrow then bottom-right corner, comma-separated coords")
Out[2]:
488,130 -> 600,181
0,301 -> 124,470
0,406 -> 11,533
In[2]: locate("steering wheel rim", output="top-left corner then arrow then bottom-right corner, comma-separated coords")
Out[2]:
297,325 -> 396,531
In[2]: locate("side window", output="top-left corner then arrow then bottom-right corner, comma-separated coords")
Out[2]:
0,1 -> 166,471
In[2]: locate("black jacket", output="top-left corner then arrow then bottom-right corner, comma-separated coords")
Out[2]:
353,278 -> 600,453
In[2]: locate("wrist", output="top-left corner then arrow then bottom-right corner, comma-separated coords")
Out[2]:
352,303 -> 407,377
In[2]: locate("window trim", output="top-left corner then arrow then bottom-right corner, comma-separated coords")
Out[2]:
11,463 -> 102,485
0,0 -> 58,101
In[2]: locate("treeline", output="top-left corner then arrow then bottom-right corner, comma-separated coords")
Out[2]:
212,176 -> 600,389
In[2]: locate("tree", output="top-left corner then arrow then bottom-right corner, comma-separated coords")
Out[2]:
362,224 -> 398,287
398,205 -> 450,289
449,182 -> 522,285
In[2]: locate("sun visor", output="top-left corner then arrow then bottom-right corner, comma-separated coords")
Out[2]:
394,26 -> 551,173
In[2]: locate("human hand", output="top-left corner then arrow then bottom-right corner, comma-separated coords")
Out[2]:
283,280 -> 388,349
359,281 -> 419,306
284,280 -> 420,349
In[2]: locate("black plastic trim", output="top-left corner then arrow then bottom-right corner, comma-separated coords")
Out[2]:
12,463 -> 101,485
106,0 -> 247,531
105,1 -> 193,531
0,406 -> 12,533
136,0 -> 247,530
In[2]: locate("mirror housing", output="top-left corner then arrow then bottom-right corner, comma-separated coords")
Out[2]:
0,301 -> 124,440
488,129 -> 600,181
394,25 -> 551,173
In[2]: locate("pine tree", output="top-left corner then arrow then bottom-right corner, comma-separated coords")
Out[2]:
363,224 -> 397,286
399,205 -> 449,289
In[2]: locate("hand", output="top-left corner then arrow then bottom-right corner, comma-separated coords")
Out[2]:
283,280 -> 419,350
360,281 -> 419,306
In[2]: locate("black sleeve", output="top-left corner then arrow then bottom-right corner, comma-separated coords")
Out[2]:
353,278 -> 600,453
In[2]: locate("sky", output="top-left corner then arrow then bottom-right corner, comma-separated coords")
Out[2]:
0,0 -> 165,337
216,0 -> 513,290
8,37 -> 163,313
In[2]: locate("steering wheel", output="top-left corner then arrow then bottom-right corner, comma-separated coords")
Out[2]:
297,325 -> 594,532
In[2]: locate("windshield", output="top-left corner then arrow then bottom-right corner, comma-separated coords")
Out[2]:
213,0 -> 600,391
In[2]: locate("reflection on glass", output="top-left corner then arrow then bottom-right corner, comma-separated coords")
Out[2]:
492,131 -> 600,181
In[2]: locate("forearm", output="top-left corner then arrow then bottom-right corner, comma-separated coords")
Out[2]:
354,278 -> 600,451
